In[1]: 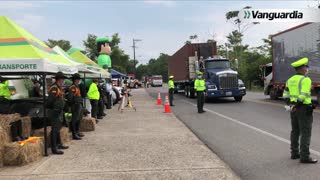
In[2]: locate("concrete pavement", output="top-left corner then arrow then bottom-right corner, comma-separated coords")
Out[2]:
0,88 -> 240,180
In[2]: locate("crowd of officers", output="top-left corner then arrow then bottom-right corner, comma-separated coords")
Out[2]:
0,71 -> 113,155
46,72 -> 114,154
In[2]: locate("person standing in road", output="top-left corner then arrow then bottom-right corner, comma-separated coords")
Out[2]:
105,79 -> 113,109
68,73 -> 84,140
168,75 -> 175,106
87,79 -> 100,123
194,72 -> 206,113
283,57 -> 317,164
46,72 -> 69,155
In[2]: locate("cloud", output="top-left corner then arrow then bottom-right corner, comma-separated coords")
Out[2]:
143,0 -> 177,8
0,1 -> 41,10
14,15 -> 45,32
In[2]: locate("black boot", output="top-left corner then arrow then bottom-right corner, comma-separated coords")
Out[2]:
52,149 -> 64,155
72,134 -> 82,140
300,157 -> 318,164
77,132 -> 85,137
58,144 -> 69,149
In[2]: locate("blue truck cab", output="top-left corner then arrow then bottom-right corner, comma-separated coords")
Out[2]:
202,58 -> 246,102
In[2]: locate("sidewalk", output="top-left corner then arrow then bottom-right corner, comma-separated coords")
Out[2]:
0,88 -> 240,180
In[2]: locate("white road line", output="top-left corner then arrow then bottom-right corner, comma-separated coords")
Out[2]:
181,99 -> 320,157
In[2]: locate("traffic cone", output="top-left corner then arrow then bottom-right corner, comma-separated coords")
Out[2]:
164,94 -> 171,113
157,92 -> 162,105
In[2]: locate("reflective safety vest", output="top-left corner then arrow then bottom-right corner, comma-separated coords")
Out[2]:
87,83 -> 100,100
0,80 -> 11,99
283,74 -> 311,105
194,79 -> 206,91
168,80 -> 174,89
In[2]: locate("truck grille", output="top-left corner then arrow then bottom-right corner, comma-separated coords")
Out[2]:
219,74 -> 238,89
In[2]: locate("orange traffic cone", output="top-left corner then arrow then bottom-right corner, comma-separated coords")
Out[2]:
157,92 -> 162,105
164,94 -> 171,113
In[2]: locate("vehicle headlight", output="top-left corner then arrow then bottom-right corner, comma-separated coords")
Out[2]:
238,79 -> 245,88
207,84 -> 217,90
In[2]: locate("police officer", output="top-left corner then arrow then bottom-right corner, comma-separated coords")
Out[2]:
47,72 -> 69,155
97,80 -> 106,119
0,76 -> 11,100
31,79 -> 43,97
68,73 -> 84,140
168,75 -> 175,106
283,57 -> 317,164
194,72 -> 206,113
87,79 -> 100,123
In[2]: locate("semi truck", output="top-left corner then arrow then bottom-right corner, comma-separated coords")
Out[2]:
261,23 -> 320,100
168,42 -> 246,102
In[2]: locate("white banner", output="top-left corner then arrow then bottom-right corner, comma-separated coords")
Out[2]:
238,9 -> 320,23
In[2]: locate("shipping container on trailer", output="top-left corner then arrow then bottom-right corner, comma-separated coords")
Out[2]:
262,22 -> 320,100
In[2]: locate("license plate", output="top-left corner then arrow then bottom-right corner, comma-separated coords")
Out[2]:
226,91 -> 232,96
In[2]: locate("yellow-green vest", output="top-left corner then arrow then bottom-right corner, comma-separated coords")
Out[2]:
168,80 -> 174,89
283,74 -> 311,105
87,83 -> 100,100
0,81 -> 11,99
194,79 -> 206,91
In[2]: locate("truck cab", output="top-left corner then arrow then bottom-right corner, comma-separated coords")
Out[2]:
203,58 -> 246,102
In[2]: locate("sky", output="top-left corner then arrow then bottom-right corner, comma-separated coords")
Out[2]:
1,0 -> 319,64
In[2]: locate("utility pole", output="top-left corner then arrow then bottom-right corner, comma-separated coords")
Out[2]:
132,39 -> 142,74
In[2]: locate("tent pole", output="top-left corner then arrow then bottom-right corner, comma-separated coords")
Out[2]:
42,73 -> 48,156
83,72 -> 86,108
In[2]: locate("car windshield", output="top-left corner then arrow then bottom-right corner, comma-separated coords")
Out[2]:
205,60 -> 230,69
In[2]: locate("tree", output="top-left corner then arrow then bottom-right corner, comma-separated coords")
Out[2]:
83,34 -> 98,61
226,6 -> 258,33
45,39 -> 71,51
147,53 -> 169,82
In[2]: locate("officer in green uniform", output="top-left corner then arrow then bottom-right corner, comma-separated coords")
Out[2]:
46,72 -> 69,155
87,79 -> 100,123
194,72 -> 206,113
68,73 -> 84,140
168,75 -> 175,106
283,57 -> 317,164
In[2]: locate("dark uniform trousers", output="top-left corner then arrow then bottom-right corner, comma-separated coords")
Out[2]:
197,91 -> 205,113
290,104 -> 313,160
90,100 -> 98,118
169,88 -> 174,106
70,103 -> 83,135
49,110 -> 63,151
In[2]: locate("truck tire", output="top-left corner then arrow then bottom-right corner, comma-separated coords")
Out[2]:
269,87 -> 278,100
134,83 -> 138,89
234,96 -> 243,102
112,87 -> 121,105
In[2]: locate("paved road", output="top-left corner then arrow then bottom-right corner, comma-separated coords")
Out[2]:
146,87 -> 320,180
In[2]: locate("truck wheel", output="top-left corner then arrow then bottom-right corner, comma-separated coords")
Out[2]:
269,87 -> 278,100
134,84 -> 138,89
234,96 -> 243,102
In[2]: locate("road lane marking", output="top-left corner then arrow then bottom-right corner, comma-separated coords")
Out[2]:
181,99 -> 320,157
245,98 -> 320,113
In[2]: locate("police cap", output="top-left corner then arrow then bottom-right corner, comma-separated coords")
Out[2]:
291,57 -> 309,68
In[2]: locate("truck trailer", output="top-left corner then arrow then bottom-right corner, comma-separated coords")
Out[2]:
261,23 -> 320,100
168,42 -> 246,102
